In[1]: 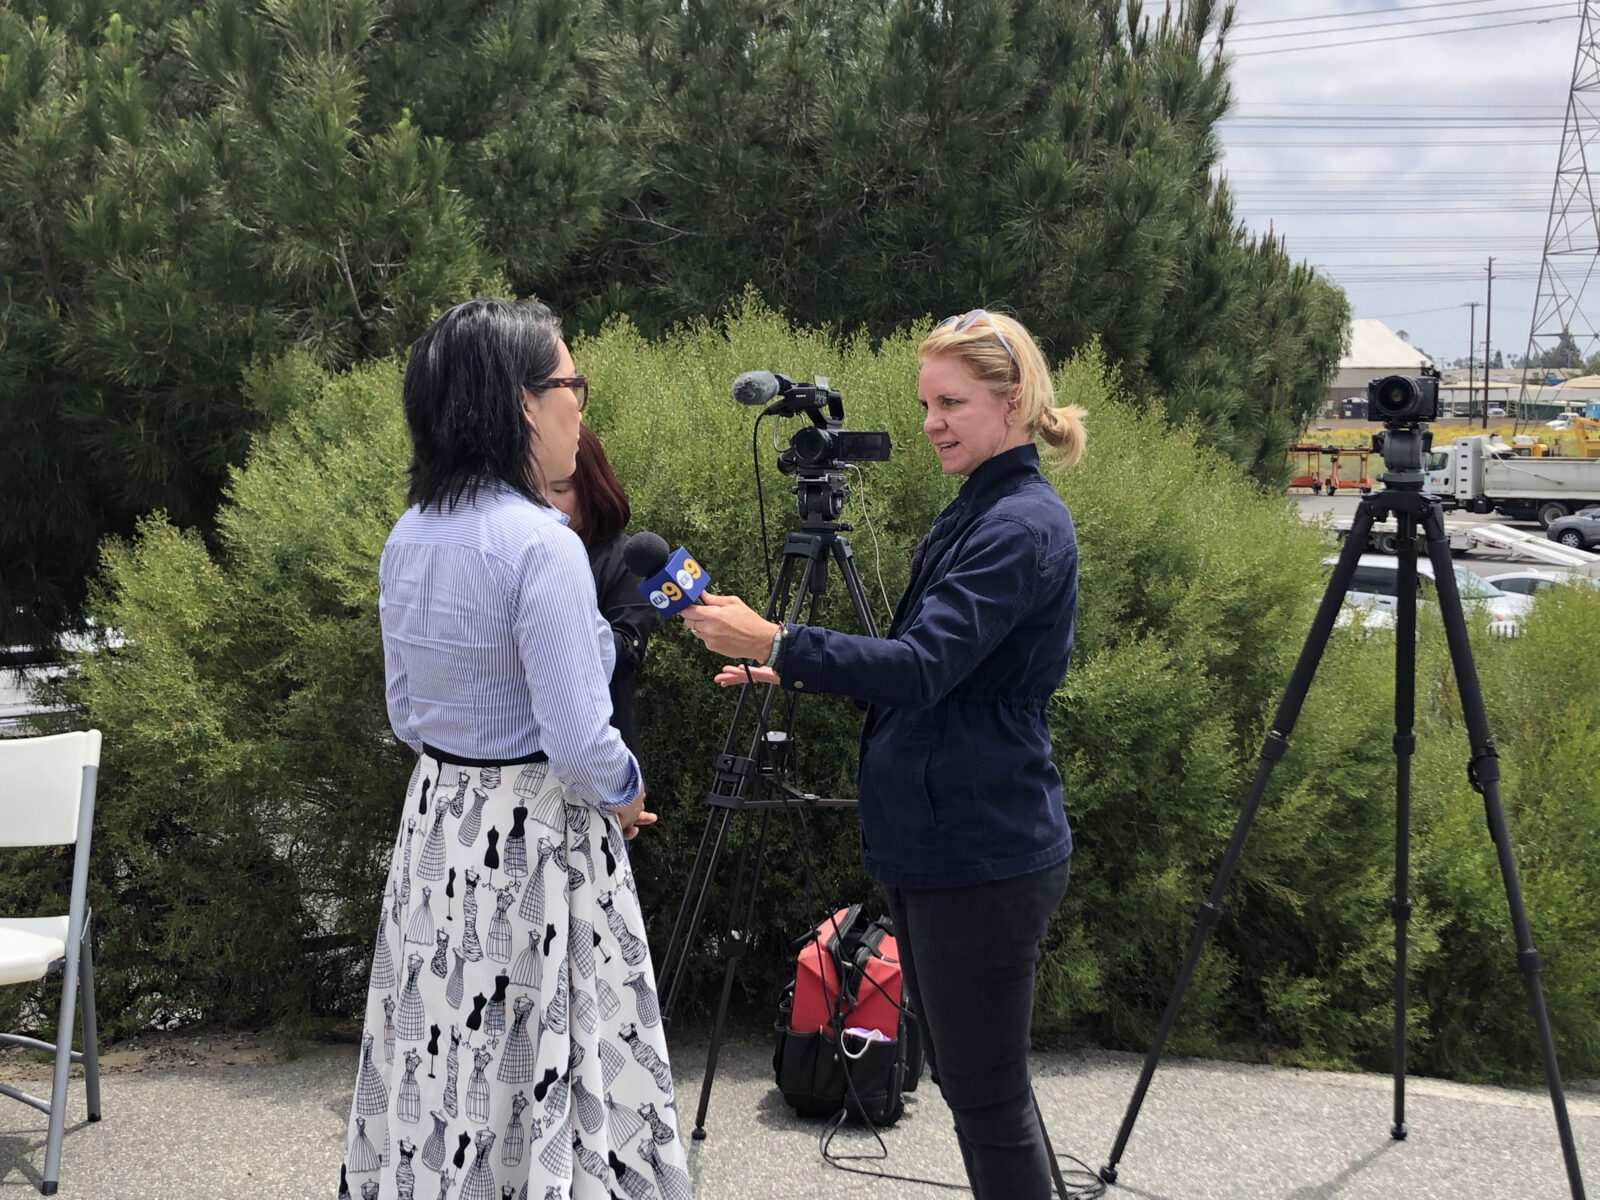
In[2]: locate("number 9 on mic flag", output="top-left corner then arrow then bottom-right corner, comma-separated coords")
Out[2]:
636,547 -> 709,615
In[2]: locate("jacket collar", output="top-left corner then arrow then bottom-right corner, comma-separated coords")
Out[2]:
956,442 -> 1041,509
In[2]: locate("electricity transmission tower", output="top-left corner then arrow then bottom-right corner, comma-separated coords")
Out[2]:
1518,0 -> 1600,415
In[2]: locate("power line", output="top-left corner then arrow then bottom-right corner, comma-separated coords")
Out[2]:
1227,3 -> 1571,44
1231,13 -> 1577,56
1223,137 -> 1561,145
1230,0 -> 1535,29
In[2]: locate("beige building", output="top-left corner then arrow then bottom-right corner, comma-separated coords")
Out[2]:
1330,319 -> 1435,404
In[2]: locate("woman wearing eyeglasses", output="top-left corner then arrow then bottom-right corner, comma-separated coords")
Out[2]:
341,298 -> 690,1199
681,310 -> 1085,1199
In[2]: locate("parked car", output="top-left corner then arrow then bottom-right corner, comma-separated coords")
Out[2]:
1546,506 -> 1600,551
1323,555 -> 1530,636
1488,406 -> 1507,417
1546,416 -> 1573,430
1486,568 -> 1600,595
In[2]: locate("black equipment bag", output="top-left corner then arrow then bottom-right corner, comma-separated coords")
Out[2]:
771,905 -> 924,1126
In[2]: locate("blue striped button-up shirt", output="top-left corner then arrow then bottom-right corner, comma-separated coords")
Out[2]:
379,481 -> 642,811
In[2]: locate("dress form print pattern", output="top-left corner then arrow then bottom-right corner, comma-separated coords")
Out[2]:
443,1026 -> 461,1118
421,1110 -> 449,1172
397,1049 -> 423,1123
382,996 -> 397,1064
459,1128 -> 498,1200
396,952 -> 427,1040
486,882 -> 517,963
503,805 -> 529,880
517,840 -> 554,927
501,1090 -> 529,1166
341,750 -> 687,1198
459,788 -> 489,848
418,787 -> 453,882
461,870 -> 485,962
466,1043 -> 494,1123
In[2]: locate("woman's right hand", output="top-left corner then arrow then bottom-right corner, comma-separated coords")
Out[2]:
714,664 -> 779,688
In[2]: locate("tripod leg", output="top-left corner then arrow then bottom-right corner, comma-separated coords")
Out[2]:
691,808 -> 774,1139
1422,508 -> 1588,1199
659,544 -> 819,1022
831,537 -> 881,637
657,804 -> 734,1024
1100,501 -> 1384,1185
1390,515 -> 1419,1140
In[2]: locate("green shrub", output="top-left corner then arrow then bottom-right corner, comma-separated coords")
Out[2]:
14,300 -> 1600,1089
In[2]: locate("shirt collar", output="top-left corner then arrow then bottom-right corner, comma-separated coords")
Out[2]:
957,442 -> 1041,507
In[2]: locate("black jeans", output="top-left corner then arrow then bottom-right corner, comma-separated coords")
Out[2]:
884,857 -> 1071,1200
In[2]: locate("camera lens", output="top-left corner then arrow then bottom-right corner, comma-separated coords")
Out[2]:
790,426 -> 830,466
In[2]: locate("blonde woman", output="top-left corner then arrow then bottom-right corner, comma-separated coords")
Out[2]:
683,309 -> 1085,1199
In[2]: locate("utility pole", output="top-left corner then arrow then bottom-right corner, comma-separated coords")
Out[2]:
1484,257 -> 1494,429
1464,300 -> 1480,416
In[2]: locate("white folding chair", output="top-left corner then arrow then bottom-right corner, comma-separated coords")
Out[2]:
0,730 -> 103,1196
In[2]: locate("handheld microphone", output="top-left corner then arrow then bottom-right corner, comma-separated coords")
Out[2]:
623,531 -> 709,616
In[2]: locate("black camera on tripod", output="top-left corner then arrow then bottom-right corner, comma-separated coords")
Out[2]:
1367,364 -> 1440,483
732,370 -> 892,522
1367,364 -> 1440,424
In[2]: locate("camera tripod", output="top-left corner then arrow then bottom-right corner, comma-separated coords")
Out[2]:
1097,447 -> 1587,1197
654,483 -> 878,1140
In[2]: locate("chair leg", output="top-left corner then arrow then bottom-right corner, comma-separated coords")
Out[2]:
41,946 -> 83,1196
79,924 -> 101,1123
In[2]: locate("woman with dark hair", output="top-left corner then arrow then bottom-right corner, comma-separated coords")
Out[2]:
683,310 -> 1085,1199
546,425 -> 655,760
340,298 -> 690,1199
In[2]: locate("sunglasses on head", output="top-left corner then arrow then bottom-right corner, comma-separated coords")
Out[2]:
936,309 -> 1018,366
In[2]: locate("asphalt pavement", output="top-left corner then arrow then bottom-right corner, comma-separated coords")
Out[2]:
1,1037 -> 1595,1199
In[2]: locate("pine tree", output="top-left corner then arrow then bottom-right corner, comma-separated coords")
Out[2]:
0,0 -> 490,646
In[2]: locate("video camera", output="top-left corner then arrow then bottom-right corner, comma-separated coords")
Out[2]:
1367,364 -> 1440,425
1367,364 -> 1440,484
731,370 -> 891,523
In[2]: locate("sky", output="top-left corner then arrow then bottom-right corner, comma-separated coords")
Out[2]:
1212,0 -> 1591,373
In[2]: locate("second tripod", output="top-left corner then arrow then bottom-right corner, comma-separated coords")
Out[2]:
654,507 -> 879,1140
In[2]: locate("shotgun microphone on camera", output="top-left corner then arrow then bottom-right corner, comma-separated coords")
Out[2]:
732,371 -> 782,408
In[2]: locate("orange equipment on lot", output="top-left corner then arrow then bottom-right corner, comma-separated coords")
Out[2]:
1288,444 -> 1375,493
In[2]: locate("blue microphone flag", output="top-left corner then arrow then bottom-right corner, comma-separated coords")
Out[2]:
636,547 -> 709,615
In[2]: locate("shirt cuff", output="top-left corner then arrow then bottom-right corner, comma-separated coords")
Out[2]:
596,756 -> 643,810
777,622 -> 824,695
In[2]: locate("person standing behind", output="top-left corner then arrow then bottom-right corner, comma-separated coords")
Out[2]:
681,309 -> 1084,1200
546,424 -> 655,760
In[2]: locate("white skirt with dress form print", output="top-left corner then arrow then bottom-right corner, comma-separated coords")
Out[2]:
339,754 -> 691,1200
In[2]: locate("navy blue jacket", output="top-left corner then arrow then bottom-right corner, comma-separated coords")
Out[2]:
779,443 -> 1077,887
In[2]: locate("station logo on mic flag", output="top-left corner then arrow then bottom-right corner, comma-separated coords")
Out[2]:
636,547 -> 708,614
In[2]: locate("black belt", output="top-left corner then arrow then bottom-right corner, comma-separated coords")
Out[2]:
421,744 -> 548,768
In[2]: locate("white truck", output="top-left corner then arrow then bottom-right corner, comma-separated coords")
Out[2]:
1424,435 -> 1600,528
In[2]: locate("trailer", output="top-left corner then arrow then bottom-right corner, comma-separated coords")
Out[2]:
1287,443 -> 1375,494
1425,435 -> 1600,527
1329,514 -> 1599,567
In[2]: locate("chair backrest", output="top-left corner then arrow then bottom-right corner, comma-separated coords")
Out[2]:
0,730 -> 102,848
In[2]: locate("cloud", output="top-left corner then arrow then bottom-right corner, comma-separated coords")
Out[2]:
1215,0 -> 1578,368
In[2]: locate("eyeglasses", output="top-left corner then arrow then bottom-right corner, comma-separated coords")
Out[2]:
529,375 -> 588,412
936,309 -> 1018,366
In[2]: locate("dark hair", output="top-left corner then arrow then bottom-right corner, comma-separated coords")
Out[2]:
567,424 -> 632,546
402,297 -> 564,511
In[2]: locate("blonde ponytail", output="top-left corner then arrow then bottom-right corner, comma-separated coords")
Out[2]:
1035,404 -> 1087,468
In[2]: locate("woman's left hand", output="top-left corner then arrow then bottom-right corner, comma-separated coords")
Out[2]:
679,592 -> 780,661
